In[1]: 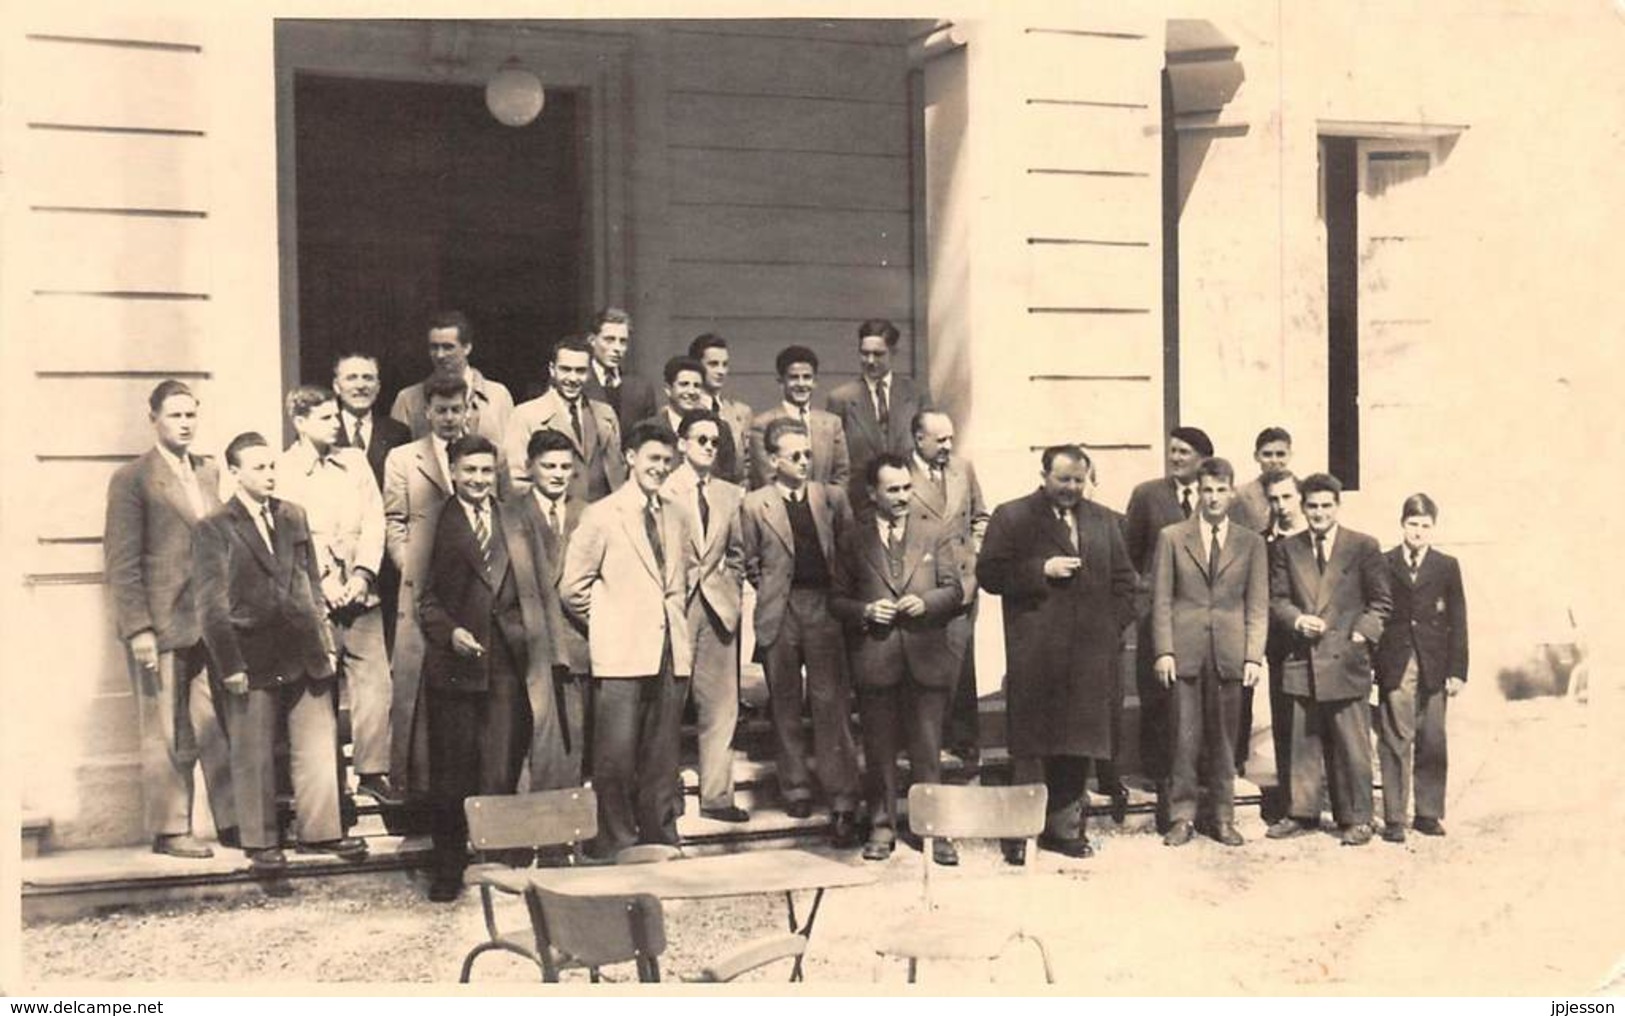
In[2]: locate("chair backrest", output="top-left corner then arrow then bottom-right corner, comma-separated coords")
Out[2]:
465,788 -> 598,853
907,782 -> 1048,840
531,888 -> 667,981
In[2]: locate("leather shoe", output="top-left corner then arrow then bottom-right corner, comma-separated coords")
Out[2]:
1413,817 -> 1446,837
861,832 -> 895,861
427,878 -> 462,903
829,811 -> 860,849
356,774 -> 403,807
1162,819 -> 1196,847
217,826 -> 241,850
1107,786 -> 1130,825
246,847 -> 287,871
1000,839 -> 1027,866
153,834 -> 213,859
1381,824 -> 1407,844
1213,823 -> 1245,847
1266,817 -> 1314,840
699,805 -> 750,824
1340,823 -> 1373,846
784,799 -> 813,820
297,836 -> 369,860
1037,833 -> 1094,858
931,838 -> 959,866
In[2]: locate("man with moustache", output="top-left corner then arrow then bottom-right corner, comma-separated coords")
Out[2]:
278,385 -> 395,807
907,410 -> 989,771
687,333 -> 753,485
417,435 -> 561,899
104,379 -> 237,858
563,422 -> 697,856
1124,426 -> 1214,793
581,307 -> 659,429
1150,457 -> 1269,847
505,337 -> 625,502
978,445 -> 1136,861
1266,473 -> 1392,846
333,352 -> 412,651
825,319 -> 932,513
663,408 -> 750,822
740,418 -> 861,845
195,432 -> 364,870
748,346 -> 851,490
1230,427 -> 1293,533
390,310 -> 514,446
382,372 -> 469,801
832,454 -> 963,864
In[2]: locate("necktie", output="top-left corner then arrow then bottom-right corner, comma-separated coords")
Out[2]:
607,368 -> 621,390
696,478 -> 711,537
1059,508 -> 1079,554
931,466 -> 946,500
472,504 -> 491,568
352,417 -> 366,452
1180,485 -> 1193,519
1314,532 -> 1328,574
644,498 -> 666,571
1408,548 -> 1421,582
568,399 -> 583,445
886,520 -> 904,580
260,502 -> 278,554
875,380 -> 890,432
1209,524 -> 1223,585
549,499 -> 563,539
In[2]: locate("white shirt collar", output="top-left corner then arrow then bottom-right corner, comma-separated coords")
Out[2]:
877,513 -> 906,538
1406,544 -> 1428,566
781,400 -> 810,418
868,372 -> 894,393
1313,524 -> 1340,549
236,490 -> 269,518
775,480 -> 805,503
155,443 -> 192,475
458,494 -> 491,524
592,359 -> 617,386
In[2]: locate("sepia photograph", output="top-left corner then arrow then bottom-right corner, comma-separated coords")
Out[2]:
1,0 -> 1621,997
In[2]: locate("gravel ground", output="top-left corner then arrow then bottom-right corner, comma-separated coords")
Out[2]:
19,692 -> 1624,992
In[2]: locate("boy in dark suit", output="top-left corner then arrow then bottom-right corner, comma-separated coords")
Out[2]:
195,432 -> 363,871
1374,493 -> 1468,841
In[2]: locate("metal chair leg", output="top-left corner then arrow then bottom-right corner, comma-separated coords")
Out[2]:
907,957 -> 919,983
1028,934 -> 1056,984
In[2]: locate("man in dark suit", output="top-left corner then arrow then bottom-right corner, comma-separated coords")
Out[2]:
505,338 -> 625,502
417,435 -> 563,900
194,432 -> 364,870
1252,470 -> 1319,819
748,346 -> 851,490
740,417 -> 861,845
832,454 -> 963,864
390,310 -> 514,446
1150,457 -> 1269,847
562,422 -> 697,857
104,379 -> 236,858
979,445 -> 1136,860
510,429 -> 591,786
1123,425 -> 1213,792
581,307 -> 660,428
825,318 -> 932,513
333,352 -> 413,653
688,333 -> 754,486
907,410 -> 988,769
1266,472 -> 1393,846
1374,493 -> 1468,842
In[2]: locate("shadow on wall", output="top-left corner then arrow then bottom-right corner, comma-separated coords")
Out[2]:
1497,640 -> 1587,702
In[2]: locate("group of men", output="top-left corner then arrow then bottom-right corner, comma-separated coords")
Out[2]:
105,306 -> 1468,902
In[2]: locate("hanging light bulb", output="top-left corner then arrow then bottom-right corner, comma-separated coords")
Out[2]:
485,56 -> 545,127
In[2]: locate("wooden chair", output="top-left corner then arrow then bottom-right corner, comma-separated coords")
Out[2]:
527,886 -> 810,983
458,788 -> 598,982
873,782 -> 1055,984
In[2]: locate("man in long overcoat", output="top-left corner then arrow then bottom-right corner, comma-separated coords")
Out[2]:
978,444 -> 1136,859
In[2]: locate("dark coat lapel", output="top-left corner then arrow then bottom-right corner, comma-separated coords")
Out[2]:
910,459 -> 948,518
227,497 -> 279,576
862,523 -> 898,596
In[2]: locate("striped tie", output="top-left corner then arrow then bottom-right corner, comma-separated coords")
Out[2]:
472,504 -> 491,568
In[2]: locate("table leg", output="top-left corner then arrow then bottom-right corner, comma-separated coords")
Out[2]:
782,887 -> 828,982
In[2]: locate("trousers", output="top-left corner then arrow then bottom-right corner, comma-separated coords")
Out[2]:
134,642 -> 235,839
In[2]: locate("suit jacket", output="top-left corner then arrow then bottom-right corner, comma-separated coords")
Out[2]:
977,490 -> 1136,758
510,488 -> 590,674
825,375 -> 931,509
1228,476 -> 1272,533
104,448 -> 222,650
1375,547 -> 1469,692
561,481 -> 697,679
583,367 -> 659,431
907,454 -> 987,608
830,515 -> 963,689
335,409 -> 413,489
390,366 -> 515,447
504,388 -> 626,503
194,497 -> 335,689
747,404 -> 851,490
1150,519 -> 1269,681
711,395 -> 755,486
740,481 -> 854,646
1124,475 -> 1192,580
662,463 -> 745,635
1269,526 -> 1393,701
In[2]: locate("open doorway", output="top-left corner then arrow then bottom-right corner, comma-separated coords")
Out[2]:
288,73 -> 586,407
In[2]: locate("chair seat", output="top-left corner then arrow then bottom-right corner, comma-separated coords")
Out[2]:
875,912 -> 1034,961
466,864 -> 532,894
